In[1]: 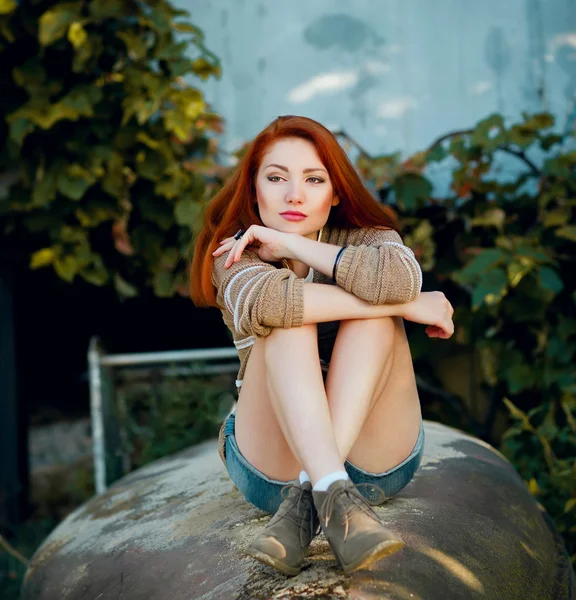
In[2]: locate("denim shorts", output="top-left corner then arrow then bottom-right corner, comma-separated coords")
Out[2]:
220,411 -> 425,515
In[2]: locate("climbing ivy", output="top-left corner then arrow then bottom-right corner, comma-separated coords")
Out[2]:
0,0 -> 227,297
353,111 -> 576,563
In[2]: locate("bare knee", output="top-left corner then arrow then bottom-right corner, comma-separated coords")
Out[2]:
261,323 -> 317,366
338,315 -> 396,335
265,323 -> 317,346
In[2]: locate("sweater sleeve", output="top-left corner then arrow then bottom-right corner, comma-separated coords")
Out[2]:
212,250 -> 305,338
335,228 -> 422,305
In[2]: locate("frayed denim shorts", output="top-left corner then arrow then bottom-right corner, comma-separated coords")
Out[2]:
219,411 -> 425,515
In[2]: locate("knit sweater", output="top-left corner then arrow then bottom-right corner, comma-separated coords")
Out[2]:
211,225 -> 422,390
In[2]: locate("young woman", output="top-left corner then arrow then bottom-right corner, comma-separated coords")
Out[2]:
190,115 -> 454,576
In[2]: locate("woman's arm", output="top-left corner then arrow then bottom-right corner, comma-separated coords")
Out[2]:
212,250 -> 305,338
302,282 -> 399,323
303,283 -> 455,339
284,236 -> 341,279
286,228 -> 422,305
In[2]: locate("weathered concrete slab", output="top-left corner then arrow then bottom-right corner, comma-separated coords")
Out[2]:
22,421 -> 575,599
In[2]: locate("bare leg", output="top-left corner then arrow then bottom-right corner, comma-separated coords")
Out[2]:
235,317 -> 421,483
326,316 -> 422,473
235,323 -> 344,485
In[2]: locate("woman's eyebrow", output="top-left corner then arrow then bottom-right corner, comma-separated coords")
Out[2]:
264,163 -> 328,174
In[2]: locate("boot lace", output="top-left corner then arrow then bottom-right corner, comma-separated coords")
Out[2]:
319,483 -> 387,541
274,484 -> 317,535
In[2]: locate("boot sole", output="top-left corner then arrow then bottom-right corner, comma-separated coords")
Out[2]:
244,546 -> 301,576
340,539 -> 405,573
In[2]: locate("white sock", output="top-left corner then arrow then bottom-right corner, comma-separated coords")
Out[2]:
298,470 -> 311,485
313,470 -> 349,492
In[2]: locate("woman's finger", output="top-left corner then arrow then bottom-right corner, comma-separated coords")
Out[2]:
224,242 -> 240,268
231,227 -> 255,264
225,233 -> 251,267
212,241 -> 235,257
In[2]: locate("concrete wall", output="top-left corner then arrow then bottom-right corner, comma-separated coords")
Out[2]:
182,0 -> 576,157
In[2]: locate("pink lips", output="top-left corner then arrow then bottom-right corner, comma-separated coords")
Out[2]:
280,211 -> 307,221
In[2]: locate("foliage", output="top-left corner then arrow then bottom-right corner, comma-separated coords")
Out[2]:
0,0 -> 227,297
116,370 -> 235,469
353,110 -> 576,563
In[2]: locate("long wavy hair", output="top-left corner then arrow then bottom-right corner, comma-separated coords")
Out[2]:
189,115 -> 399,307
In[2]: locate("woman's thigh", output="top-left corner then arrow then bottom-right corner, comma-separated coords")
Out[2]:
345,317 -> 423,475
233,337 -> 302,482
224,319 -> 423,508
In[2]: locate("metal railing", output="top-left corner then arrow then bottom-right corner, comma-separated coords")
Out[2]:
88,336 -> 238,495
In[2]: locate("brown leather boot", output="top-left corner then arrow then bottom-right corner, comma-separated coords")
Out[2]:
313,478 -> 404,573
245,481 -> 319,576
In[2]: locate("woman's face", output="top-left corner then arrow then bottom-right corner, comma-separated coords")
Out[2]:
255,137 -> 339,240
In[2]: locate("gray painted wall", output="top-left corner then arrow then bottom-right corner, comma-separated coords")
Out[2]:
183,0 -> 576,158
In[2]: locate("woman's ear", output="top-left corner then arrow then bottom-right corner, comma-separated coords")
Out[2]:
332,195 -> 340,207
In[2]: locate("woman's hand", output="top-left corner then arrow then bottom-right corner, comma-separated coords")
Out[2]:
400,291 -> 455,339
212,225 -> 295,268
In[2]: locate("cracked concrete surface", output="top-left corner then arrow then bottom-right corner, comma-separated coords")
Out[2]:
22,420 -> 575,599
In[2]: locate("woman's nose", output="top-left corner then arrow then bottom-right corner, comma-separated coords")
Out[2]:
285,182 -> 303,202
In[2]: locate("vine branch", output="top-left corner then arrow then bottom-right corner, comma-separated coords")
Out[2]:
0,534 -> 30,567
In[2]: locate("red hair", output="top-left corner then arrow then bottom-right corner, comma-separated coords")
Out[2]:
189,115 -> 399,307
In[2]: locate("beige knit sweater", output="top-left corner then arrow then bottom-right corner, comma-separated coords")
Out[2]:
211,225 -> 422,391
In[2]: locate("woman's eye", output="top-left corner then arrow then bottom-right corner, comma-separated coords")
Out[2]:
266,175 -> 324,183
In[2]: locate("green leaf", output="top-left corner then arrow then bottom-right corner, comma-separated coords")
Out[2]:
32,165 -> 60,207
144,6 -> 172,33
30,248 -> 57,269
506,364 -> 535,394
57,164 -> 96,200
153,271 -> 174,297
174,197 -> 202,227
470,208 -> 505,231
508,125 -> 537,148
541,134 -> 563,151
426,144 -> 447,163
80,255 -> 109,286
565,498 -> 576,514
67,22 -> 87,49
136,151 -> 168,180
173,22 -> 203,37
54,255 -> 78,282
523,112 -> 554,130
539,267 -> 563,295
543,209 -> 570,228
9,86 -> 102,129
89,0 -> 126,20
38,3 -> 81,46
114,273 -> 139,298
9,118 -> 35,146
0,0 -> 18,15
457,248 -> 507,282
513,245 -> 550,263
471,268 -> 507,309
162,108 -> 195,141
471,113 -> 505,150
72,36 -> 98,73
555,226 -> 576,243
116,30 -> 148,60
393,174 -> 432,210
507,261 -> 532,288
